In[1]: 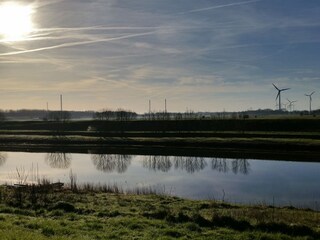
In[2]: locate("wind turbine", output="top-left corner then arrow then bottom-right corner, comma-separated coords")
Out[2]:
286,98 -> 297,112
273,84 -> 290,111
305,91 -> 315,113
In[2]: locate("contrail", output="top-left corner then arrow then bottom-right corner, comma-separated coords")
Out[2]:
0,31 -> 156,56
36,26 -> 166,32
33,0 -> 64,8
179,0 -> 261,14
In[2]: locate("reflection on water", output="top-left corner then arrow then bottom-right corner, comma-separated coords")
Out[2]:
143,156 -> 248,174
212,158 -> 250,175
43,154 -> 250,175
173,156 -> 207,173
0,153 -> 7,167
0,152 -> 319,208
45,153 -> 72,169
232,159 -> 250,175
91,154 -> 132,173
143,156 -> 172,172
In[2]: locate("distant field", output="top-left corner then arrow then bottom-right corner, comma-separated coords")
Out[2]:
0,119 -> 319,159
1,118 -> 320,132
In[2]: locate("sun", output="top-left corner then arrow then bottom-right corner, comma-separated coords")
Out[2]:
0,2 -> 35,42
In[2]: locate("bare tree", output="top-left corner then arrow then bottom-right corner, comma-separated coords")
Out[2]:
211,158 -> 229,173
45,153 -> 72,169
143,156 -> 172,172
0,153 -> 8,167
174,156 -> 207,173
91,154 -> 132,173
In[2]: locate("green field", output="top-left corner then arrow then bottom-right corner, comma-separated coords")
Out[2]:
0,185 -> 319,240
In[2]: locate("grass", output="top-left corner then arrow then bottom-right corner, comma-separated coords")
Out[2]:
0,183 -> 319,240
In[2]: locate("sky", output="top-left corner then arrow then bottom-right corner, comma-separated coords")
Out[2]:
0,0 -> 320,113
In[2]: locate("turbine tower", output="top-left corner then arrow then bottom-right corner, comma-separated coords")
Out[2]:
273,83 -> 290,111
305,91 -> 315,114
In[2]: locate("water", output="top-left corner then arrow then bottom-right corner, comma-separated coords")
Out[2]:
0,152 -> 319,209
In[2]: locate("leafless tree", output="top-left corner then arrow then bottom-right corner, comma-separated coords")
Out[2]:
0,153 -> 8,167
45,153 -> 72,169
143,156 -> 172,172
232,159 -> 250,175
211,158 -> 229,173
91,154 -> 132,173
174,156 -> 207,173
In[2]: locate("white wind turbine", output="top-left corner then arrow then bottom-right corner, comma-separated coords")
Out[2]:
273,83 -> 290,111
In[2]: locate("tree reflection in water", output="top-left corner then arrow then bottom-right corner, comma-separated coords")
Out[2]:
142,156 -> 172,172
211,158 -> 229,173
173,156 -> 207,173
0,153 -> 8,167
232,159 -> 250,175
211,158 -> 250,175
91,154 -> 132,173
142,156 -> 250,175
45,153 -> 72,169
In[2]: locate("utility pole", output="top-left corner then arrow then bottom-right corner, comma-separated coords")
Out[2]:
46,102 -> 49,120
164,99 -> 167,120
149,99 -> 151,120
165,99 -> 167,113
60,94 -> 63,121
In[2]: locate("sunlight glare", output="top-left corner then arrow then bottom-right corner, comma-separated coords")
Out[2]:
0,2 -> 35,41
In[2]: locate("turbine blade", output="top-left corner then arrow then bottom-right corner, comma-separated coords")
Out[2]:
281,88 -> 290,91
311,91 -> 315,95
272,83 -> 279,90
276,93 -> 280,100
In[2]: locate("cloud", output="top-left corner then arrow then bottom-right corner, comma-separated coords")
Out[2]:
1,0 -> 319,112
179,0 -> 262,14
0,31 -> 157,56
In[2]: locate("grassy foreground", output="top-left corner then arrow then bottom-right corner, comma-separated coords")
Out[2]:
0,185 -> 319,240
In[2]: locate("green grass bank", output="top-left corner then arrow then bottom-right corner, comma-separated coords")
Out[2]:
0,185 -> 319,240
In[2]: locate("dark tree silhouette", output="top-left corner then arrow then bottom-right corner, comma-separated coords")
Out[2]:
91,154 -> 132,173
0,153 -> 7,167
232,159 -> 250,175
173,156 -> 207,173
211,158 -> 250,175
45,153 -> 72,169
211,158 -> 229,173
143,156 -> 172,172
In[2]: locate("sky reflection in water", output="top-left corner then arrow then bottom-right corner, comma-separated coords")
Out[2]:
0,152 -> 319,209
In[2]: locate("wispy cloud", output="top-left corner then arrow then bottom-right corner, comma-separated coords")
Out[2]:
179,0 -> 262,14
1,0 -> 319,112
0,31 -> 157,56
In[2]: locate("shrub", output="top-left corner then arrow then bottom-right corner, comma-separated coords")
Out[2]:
50,201 -> 76,212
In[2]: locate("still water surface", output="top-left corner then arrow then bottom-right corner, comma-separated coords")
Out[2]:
0,152 -> 319,209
